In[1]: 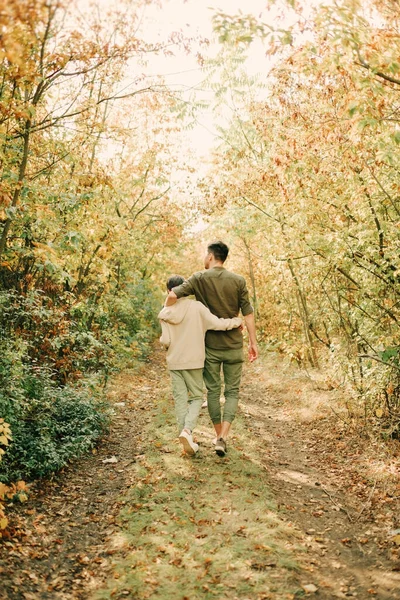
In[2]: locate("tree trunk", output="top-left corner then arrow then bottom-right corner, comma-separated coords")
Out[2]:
0,119 -> 31,259
287,257 -> 319,368
241,236 -> 258,319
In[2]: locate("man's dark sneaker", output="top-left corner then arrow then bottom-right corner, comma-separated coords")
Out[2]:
215,437 -> 227,457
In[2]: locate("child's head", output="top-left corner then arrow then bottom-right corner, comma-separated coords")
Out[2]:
166,275 -> 185,291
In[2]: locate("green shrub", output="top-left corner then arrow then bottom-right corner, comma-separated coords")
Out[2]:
0,325 -> 109,482
0,364 -> 109,482
0,278 -> 160,483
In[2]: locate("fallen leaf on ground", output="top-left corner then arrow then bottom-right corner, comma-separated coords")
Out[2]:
102,457 -> 118,464
302,583 -> 318,593
392,534 -> 400,546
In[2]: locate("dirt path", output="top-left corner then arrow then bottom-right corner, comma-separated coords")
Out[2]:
240,357 -> 400,598
1,349 -> 399,599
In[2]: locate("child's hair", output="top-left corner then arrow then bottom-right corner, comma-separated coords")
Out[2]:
166,275 -> 185,291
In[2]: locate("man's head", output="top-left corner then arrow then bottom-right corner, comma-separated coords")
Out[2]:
204,241 -> 229,269
166,274 -> 185,291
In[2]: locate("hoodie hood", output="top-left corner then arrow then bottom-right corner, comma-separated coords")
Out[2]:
158,297 -> 192,325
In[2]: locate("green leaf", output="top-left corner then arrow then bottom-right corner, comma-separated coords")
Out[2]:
347,102 -> 359,117
378,347 -> 399,363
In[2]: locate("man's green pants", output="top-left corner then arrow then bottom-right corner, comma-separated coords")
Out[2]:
203,347 -> 244,424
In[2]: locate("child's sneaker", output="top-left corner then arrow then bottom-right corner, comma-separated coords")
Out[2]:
179,429 -> 199,455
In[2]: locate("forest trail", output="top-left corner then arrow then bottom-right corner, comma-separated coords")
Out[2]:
1,348 -> 399,600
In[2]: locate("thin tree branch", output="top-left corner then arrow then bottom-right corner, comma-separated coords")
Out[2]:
240,195 -> 280,223
356,49 -> 400,86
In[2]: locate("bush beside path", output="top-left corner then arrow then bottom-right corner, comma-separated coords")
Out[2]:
1,348 -> 399,599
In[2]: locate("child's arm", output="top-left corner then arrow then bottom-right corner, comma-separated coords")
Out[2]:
159,319 -> 171,349
199,303 -> 242,331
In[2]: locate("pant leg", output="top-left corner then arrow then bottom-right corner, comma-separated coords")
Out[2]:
180,369 -> 204,432
222,348 -> 244,423
170,369 -> 204,433
170,370 -> 189,433
203,347 -> 223,424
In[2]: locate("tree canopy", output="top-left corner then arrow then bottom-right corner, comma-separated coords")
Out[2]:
1,0 -> 400,510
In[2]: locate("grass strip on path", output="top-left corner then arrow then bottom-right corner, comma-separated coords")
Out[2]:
93,383 -> 305,600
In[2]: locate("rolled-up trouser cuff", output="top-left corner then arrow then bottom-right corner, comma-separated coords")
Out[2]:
203,346 -> 244,424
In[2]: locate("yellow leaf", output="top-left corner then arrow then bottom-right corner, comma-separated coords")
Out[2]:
375,408 -> 383,418
18,492 -> 28,503
0,516 -> 8,530
0,483 -> 7,499
0,424 -> 10,437
392,534 -> 400,546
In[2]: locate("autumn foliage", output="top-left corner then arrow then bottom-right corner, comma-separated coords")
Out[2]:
0,419 -> 21,533
199,0 -> 400,437
0,0 -> 186,500
2,0 -> 400,533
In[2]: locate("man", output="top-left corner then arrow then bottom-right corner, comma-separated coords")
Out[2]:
159,275 -> 242,456
166,241 -> 258,457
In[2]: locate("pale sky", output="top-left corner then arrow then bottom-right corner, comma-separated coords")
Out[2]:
142,0 -> 272,79
79,0 -> 288,157
139,0 -> 274,156
144,0 -> 268,37
79,0 -> 294,190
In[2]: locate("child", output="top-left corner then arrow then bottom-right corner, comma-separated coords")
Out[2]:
158,275 -> 242,456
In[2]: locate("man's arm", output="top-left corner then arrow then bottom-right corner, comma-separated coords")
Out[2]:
238,278 -> 258,362
165,277 -> 196,306
244,313 -> 258,362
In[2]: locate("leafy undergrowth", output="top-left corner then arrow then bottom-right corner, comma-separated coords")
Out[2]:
94,395 -> 303,600
239,352 -> 400,596
258,353 -> 400,544
2,348 -> 399,599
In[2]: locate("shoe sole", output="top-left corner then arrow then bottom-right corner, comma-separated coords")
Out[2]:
179,435 -> 196,456
215,446 -> 226,457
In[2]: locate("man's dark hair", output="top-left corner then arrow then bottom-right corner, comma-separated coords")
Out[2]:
167,274 -> 185,291
208,241 -> 229,263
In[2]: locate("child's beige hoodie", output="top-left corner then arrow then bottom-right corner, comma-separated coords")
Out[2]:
158,297 -> 242,371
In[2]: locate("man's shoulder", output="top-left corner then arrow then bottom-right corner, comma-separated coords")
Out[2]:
189,268 -> 246,285
189,269 -> 207,279
220,269 -> 246,283
225,269 -> 244,279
